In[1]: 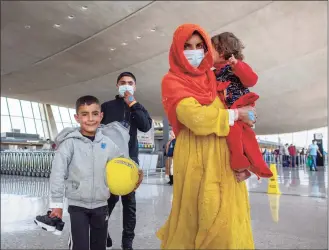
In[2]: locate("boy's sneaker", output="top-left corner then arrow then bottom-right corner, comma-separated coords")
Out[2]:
34,211 -> 65,235
53,220 -> 65,235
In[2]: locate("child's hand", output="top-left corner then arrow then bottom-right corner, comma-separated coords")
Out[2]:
228,54 -> 238,66
49,208 -> 63,219
234,169 -> 251,183
134,169 -> 144,191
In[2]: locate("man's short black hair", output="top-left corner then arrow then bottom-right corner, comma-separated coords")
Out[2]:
117,72 -> 136,84
75,95 -> 100,113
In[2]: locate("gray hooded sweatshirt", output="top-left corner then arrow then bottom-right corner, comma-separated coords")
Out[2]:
49,122 -> 130,210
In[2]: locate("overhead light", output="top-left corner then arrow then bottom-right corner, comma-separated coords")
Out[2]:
68,15 -> 75,19
24,25 -> 31,29
81,6 -> 88,10
108,58 -> 112,61
121,42 -> 127,46
150,28 -> 156,32
136,36 -> 142,39
53,24 -> 61,28
110,48 -> 116,51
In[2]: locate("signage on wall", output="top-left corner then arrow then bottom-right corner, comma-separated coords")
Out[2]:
137,121 -> 155,148
314,133 -> 323,140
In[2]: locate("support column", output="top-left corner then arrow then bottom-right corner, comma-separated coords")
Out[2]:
163,116 -> 170,145
45,104 -> 58,140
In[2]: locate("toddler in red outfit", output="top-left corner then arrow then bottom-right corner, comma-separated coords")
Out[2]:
211,32 -> 273,181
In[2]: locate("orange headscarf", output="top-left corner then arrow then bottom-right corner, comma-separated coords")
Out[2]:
162,24 -> 217,135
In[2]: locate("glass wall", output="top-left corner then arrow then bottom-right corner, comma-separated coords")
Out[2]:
1,97 -> 49,139
51,105 -> 78,133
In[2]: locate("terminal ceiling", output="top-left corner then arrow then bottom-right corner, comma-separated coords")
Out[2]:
1,1 -> 327,134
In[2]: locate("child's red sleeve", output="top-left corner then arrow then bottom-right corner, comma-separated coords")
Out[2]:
233,61 -> 258,87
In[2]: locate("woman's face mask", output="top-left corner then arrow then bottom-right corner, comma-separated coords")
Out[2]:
118,85 -> 134,97
183,49 -> 205,68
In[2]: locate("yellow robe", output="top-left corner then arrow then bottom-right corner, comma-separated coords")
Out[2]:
157,97 -> 254,249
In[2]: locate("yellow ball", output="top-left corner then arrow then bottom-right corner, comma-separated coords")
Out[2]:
106,157 -> 139,196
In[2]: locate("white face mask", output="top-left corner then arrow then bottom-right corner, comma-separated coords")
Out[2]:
118,85 -> 134,97
183,49 -> 205,68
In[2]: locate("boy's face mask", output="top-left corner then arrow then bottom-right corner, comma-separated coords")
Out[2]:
118,85 -> 134,97
183,49 -> 205,68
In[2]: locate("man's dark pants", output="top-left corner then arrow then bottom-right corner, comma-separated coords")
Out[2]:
107,192 -> 136,248
107,157 -> 138,248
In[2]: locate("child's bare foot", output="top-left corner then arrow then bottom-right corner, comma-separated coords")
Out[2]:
235,168 -> 248,173
234,169 -> 251,182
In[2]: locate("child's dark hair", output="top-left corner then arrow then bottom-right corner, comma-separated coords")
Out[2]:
211,32 -> 245,60
75,95 -> 100,113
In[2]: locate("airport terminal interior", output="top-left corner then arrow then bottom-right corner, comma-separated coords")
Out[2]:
1,1 -> 328,249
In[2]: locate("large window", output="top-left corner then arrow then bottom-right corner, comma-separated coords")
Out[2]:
1,97 -> 50,139
51,105 -> 79,133
257,126 -> 328,151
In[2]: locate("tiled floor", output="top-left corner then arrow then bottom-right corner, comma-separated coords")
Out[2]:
1,166 -> 327,249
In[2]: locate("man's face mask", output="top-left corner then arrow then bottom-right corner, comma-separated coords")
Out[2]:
183,49 -> 205,68
118,85 -> 134,97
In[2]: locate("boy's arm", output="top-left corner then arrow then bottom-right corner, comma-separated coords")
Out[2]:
233,60 -> 258,87
49,140 -> 72,209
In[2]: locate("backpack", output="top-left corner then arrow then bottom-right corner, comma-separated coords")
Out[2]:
166,139 -> 176,157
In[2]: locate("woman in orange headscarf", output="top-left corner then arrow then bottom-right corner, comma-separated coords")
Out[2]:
156,24 -> 255,249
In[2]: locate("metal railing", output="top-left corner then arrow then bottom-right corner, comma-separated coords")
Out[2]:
2,150 -> 325,179
263,154 -> 327,167
0,150 -> 160,178
0,151 -> 54,178
1,175 -> 50,196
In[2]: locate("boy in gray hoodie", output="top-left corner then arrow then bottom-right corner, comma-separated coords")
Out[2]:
34,95 -> 141,250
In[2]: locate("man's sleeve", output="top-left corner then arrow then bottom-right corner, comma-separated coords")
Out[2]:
130,102 -> 152,133
101,102 -> 107,125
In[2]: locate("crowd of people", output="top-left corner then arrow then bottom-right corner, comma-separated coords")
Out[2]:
262,142 -> 324,171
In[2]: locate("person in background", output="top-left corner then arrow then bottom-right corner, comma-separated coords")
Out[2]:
288,143 -> 297,167
300,148 -> 306,165
274,148 -> 279,164
42,139 -> 52,150
278,146 -> 284,164
165,131 -> 176,185
296,149 -> 300,166
101,71 -> 152,250
283,143 -> 290,167
308,140 -> 323,171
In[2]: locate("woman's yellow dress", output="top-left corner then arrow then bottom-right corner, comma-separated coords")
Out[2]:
157,97 -> 254,249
